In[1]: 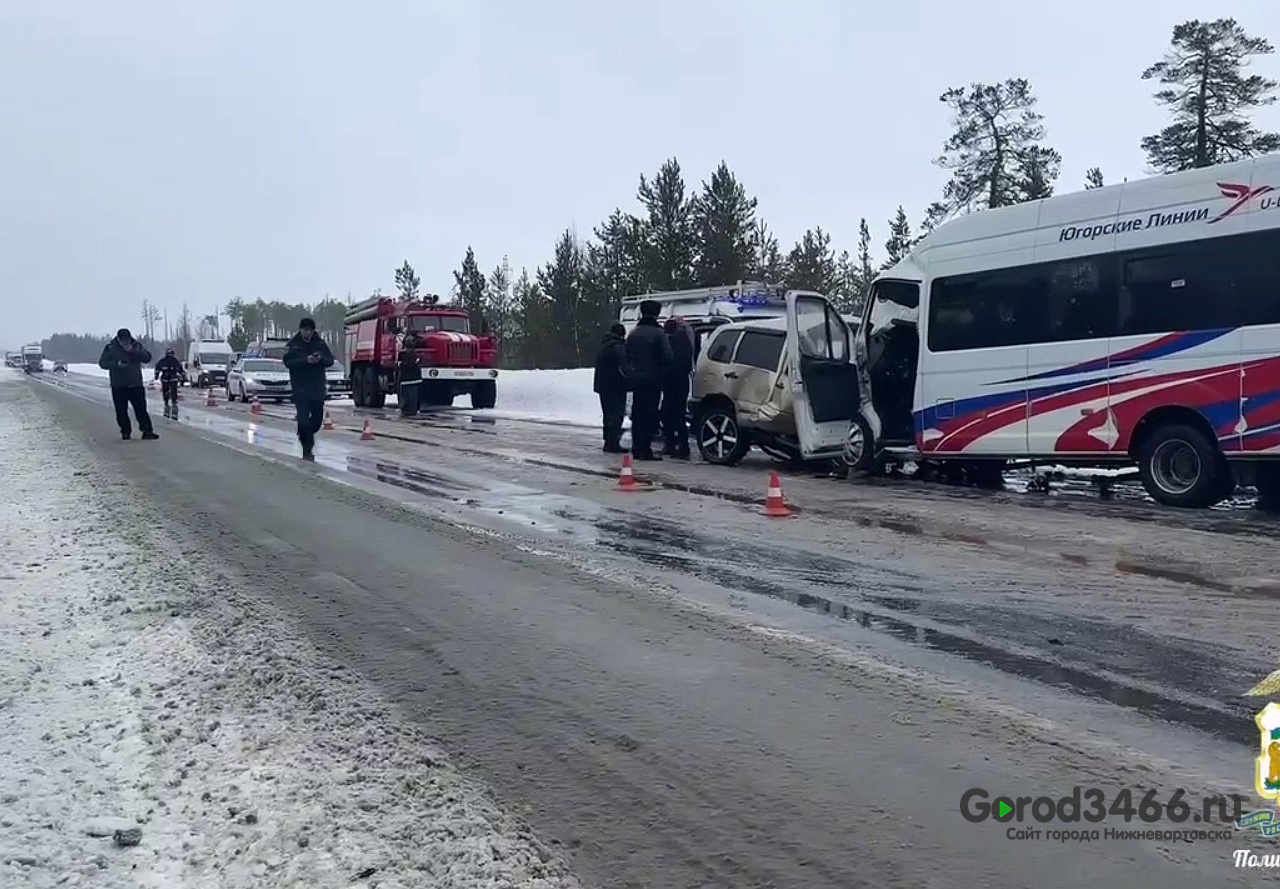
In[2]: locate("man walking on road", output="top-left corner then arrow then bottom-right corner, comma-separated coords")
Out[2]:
98,328 -> 158,441
283,317 -> 335,461
153,348 -> 186,419
593,323 -> 628,454
625,300 -> 673,461
659,318 -> 693,459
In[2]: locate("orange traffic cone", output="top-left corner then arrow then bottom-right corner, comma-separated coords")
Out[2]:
360,419 -> 375,441
762,471 -> 793,518
250,397 -> 263,415
322,412 -> 334,431
205,390 -> 216,407
616,454 -> 639,492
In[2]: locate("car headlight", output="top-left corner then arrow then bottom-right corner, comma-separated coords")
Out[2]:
242,376 -> 257,385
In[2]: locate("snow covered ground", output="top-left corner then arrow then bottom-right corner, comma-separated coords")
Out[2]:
0,376 -> 583,889
59,362 -> 616,430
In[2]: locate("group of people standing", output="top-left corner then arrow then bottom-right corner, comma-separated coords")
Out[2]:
593,298 -> 695,461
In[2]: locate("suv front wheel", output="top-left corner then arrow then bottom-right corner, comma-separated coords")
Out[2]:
695,403 -> 751,466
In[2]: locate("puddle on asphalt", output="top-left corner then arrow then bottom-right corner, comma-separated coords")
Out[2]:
583,510 -> 1255,747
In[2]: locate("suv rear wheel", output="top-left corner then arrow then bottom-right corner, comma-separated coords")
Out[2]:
695,404 -> 751,466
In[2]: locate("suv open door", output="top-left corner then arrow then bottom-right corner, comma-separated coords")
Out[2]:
785,292 -> 859,459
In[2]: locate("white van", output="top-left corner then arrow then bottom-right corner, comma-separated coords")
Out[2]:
853,152 -> 1280,508
185,339 -> 234,389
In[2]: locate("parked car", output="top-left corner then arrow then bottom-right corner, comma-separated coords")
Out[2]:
225,357 -> 292,403
688,292 -> 867,467
325,363 -> 350,399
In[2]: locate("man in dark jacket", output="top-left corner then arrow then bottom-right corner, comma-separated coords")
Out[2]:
397,333 -> 422,417
282,318 -> 335,461
624,300 -> 673,461
153,348 -> 186,418
98,328 -> 157,440
592,323 -> 628,453
659,318 -> 694,458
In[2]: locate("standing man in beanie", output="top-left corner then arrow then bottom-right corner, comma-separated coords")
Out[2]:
282,317 -> 335,461
98,328 -> 158,440
659,317 -> 694,458
624,300 -> 673,460
592,323 -> 628,453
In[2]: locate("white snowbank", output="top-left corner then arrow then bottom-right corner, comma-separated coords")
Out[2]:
55,360 -> 613,430
67,363 -> 108,378
484,368 -> 624,430
0,381 -> 582,889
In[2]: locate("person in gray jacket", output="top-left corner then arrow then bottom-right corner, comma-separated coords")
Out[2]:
98,328 -> 157,440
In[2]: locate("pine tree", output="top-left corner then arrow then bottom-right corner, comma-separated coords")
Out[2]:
394,260 -> 420,300
856,218 -> 875,293
926,79 -> 1059,227
227,324 -> 250,353
1142,19 -> 1280,171
749,220 -> 787,283
511,268 -> 552,369
831,250 -> 859,314
486,262 -> 514,349
1019,146 -> 1060,201
691,161 -> 757,286
1085,167 -> 1105,189
452,247 -> 488,329
787,228 -> 838,295
582,209 -> 646,342
883,207 -> 913,268
537,230 -> 586,367
637,158 -> 696,290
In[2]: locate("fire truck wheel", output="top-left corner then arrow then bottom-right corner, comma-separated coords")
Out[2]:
365,368 -> 386,409
471,381 -> 496,410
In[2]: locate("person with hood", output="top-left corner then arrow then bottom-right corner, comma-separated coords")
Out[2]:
624,300 -> 673,460
153,347 -> 186,418
397,332 -> 422,417
282,317 -> 335,461
592,323 -> 628,453
659,318 -> 694,458
98,328 -> 158,440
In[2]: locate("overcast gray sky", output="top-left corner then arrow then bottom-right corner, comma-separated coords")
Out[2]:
3,0 -> 1279,343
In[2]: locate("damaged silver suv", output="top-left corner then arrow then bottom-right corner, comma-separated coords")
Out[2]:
688,292 -> 869,466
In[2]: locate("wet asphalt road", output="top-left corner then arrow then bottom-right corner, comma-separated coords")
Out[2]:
24,373 -> 1280,887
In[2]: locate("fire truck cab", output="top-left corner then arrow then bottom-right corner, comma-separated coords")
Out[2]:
343,295 -> 499,409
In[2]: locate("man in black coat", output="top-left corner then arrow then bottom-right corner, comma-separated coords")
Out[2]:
397,333 -> 422,417
624,300 -> 673,461
153,348 -> 186,418
659,318 -> 694,458
98,328 -> 157,440
592,323 -> 628,453
282,317 -> 336,461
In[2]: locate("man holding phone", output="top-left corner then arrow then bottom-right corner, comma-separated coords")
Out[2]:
98,327 -> 157,440
282,317 -> 335,461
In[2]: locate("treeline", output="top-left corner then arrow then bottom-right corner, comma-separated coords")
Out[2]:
42,18 -> 1278,372
419,17 -> 1280,370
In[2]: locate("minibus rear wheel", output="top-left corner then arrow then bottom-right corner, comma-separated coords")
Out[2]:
1136,423 -> 1225,509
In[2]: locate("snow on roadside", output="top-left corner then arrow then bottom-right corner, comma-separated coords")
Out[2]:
480,368 -> 625,430
54,360 -> 612,430
0,377 -> 583,889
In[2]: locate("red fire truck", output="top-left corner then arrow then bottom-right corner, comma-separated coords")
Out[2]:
343,295 -> 498,409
